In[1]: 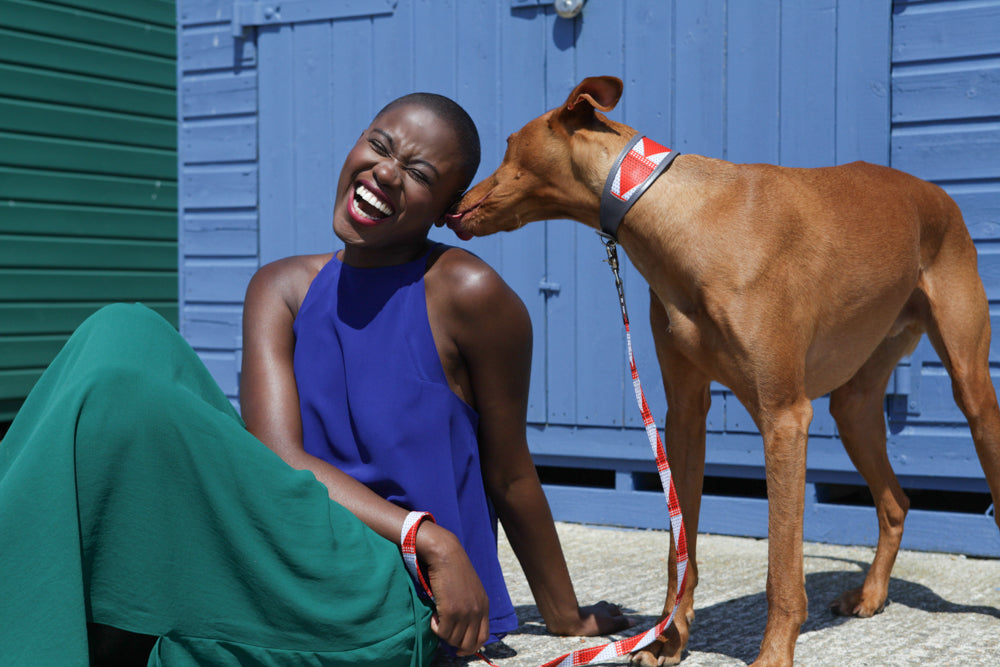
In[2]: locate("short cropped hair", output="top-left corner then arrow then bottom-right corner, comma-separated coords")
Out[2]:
375,93 -> 481,195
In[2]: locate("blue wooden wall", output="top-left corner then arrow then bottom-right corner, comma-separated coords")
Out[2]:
177,0 -> 1000,555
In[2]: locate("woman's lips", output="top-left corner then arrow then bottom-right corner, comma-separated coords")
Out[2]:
349,182 -> 394,226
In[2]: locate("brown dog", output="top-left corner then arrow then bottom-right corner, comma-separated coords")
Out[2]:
446,76 -> 1000,667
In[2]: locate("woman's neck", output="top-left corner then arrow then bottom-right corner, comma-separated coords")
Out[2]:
338,239 -> 434,268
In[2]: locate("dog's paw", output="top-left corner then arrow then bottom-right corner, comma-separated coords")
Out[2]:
630,636 -> 683,667
630,647 -> 679,666
828,587 -> 888,618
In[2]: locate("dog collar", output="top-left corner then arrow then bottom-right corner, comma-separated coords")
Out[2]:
599,135 -> 680,240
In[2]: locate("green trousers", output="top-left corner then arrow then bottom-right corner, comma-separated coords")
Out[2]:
0,303 -> 437,666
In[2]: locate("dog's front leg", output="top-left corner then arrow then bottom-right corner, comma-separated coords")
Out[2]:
631,293 -> 711,667
752,395 -> 813,667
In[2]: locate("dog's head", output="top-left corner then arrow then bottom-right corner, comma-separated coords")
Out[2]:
442,76 -> 626,239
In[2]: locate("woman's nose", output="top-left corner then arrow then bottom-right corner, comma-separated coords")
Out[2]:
372,158 -> 402,188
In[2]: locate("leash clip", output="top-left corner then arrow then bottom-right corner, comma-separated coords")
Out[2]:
597,231 -> 629,324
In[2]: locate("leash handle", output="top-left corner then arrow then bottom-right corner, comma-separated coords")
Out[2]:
537,236 -> 690,667
400,511 -> 436,601
400,511 -> 500,667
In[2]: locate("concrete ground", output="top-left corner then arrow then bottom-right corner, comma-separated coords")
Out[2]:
434,522 -> 1000,667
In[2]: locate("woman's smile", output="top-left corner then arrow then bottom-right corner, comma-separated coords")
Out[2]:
350,181 -> 395,226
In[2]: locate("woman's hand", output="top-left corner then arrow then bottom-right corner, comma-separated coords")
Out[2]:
548,601 -> 633,637
416,522 -> 490,655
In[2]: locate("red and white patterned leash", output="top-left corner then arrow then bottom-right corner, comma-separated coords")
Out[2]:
534,234 -> 689,667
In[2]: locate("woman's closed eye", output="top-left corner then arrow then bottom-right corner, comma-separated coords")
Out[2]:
407,167 -> 431,185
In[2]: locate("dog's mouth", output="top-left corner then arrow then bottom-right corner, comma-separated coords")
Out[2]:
443,188 -> 495,240
442,211 -> 474,241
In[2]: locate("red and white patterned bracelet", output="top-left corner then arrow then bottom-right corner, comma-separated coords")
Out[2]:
400,510 -> 436,601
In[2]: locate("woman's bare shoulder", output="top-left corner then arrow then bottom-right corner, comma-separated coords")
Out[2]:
426,245 -> 529,331
246,252 -> 335,315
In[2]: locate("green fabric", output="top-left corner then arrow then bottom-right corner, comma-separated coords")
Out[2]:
0,303 -> 437,667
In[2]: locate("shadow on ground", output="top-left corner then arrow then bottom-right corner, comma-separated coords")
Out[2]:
437,558 -> 1000,666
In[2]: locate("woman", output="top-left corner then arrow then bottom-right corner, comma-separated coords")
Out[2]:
0,93 -> 627,667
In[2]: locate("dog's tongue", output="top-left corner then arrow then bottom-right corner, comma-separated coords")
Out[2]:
443,212 -> 473,241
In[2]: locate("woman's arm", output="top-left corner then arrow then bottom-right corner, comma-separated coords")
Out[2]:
240,257 -> 490,654
437,251 -> 631,637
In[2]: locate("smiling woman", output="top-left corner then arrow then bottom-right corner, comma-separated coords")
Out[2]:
241,91 -> 632,656
0,92 -> 629,667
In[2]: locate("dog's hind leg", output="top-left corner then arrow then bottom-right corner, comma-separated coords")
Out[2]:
828,328 -> 922,617
920,231 -> 1000,532
630,292 -> 711,667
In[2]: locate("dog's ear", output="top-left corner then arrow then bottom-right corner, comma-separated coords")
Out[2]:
565,76 -> 623,113
556,76 -> 623,132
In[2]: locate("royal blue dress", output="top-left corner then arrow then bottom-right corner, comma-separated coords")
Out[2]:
292,248 -> 518,641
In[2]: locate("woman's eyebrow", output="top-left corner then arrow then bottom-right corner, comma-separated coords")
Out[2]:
369,128 -> 440,178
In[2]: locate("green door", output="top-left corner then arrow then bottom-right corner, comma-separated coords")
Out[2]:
0,0 -> 177,422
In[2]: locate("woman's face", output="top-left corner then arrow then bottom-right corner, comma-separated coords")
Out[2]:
333,103 -> 467,264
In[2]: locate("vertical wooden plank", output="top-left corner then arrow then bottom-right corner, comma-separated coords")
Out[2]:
494,2 -> 549,424
574,1 -> 627,427
835,0 -> 891,166
673,0 -> 725,157
413,0 -> 456,95
779,0 -> 837,167
726,0 -> 780,164
371,0 -> 414,108
545,7 -> 581,425
257,24 -> 296,265
291,20 -> 336,255
330,16 -> 375,223
623,0 -> 674,138
449,0 -> 502,272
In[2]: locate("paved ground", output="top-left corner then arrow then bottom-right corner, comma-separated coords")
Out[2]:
435,522 -> 1000,667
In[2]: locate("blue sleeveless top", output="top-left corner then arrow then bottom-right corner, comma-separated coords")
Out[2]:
292,248 -> 517,640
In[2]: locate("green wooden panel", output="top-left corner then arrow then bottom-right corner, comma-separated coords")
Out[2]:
0,269 -> 177,302
1,202 -> 175,240
0,132 -> 176,180
0,334 -> 67,367
0,235 -> 176,270
0,63 -> 174,118
0,98 -> 175,150
0,167 -> 177,209
0,28 -> 174,88
0,368 -> 41,401
0,0 -> 178,425
0,302 -> 178,335
5,0 -> 175,58
44,0 -> 175,29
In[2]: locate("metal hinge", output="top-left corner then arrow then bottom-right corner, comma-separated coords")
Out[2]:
539,279 -> 561,296
888,356 -> 921,416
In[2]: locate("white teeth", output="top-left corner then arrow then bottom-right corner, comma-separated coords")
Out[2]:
355,184 -> 392,217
